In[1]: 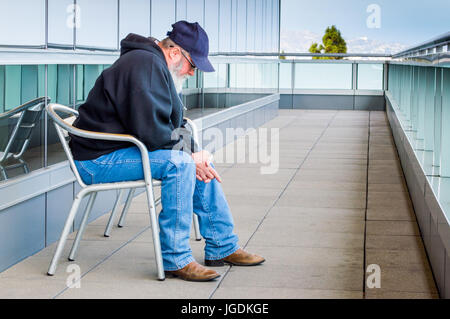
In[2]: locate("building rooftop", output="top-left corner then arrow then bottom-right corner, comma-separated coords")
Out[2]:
0,109 -> 438,299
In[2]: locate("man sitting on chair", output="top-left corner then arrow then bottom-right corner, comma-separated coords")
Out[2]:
69,21 -> 265,282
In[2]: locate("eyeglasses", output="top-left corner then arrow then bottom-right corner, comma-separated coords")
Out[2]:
180,50 -> 197,71
168,44 -> 197,71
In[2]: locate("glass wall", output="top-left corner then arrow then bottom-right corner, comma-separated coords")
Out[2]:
187,0 -> 204,27
0,0 -> 280,52
47,0 -> 74,47
151,0 -> 175,41
246,0 -> 256,52
0,0 -> 46,47
219,0 -> 232,53
0,64 -> 45,180
236,0 -> 247,52
0,0 -> 282,184
176,0 -> 187,21
76,0 -> 118,50
119,0 -> 150,40
204,0 -> 219,53
254,0 -> 263,53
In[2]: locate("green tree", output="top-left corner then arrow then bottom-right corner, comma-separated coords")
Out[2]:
309,25 -> 347,60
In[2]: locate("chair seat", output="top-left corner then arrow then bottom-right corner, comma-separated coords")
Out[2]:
152,179 -> 162,186
82,179 -> 161,192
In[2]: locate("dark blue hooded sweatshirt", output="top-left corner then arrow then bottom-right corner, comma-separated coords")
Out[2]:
69,33 -> 197,161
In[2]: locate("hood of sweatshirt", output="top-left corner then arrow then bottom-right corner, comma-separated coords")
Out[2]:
119,33 -> 165,60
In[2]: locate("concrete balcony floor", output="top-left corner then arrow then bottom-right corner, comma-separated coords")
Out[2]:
0,110 -> 439,299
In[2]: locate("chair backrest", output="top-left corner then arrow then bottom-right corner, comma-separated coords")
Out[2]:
0,97 -> 49,162
45,103 -> 87,188
46,103 -> 151,188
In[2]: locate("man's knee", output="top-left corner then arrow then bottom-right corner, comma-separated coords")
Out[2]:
168,151 -> 196,175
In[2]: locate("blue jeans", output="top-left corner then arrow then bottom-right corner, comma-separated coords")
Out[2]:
74,147 -> 240,271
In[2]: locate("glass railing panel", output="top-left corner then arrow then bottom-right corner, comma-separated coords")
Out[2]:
230,63 -> 252,88
423,67 -> 435,152
187,70 -> 198,90
229,61 -> 279,91
388,63 -> 450,178
270,63 -> 279,89
217,64 -> 227,88
203,63 -> 220,89
357,63 -> 383,90
246,64 -> 256,89
189,63 -> 226,119
294,62 -> 352,90
183,70 -> 199,111
279,62 -> 292,89
441,67 -> 450,177
433,68 -> 443,167
254,63 -> 264,89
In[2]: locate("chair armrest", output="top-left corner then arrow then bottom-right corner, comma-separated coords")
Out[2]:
183,117 -> 199,145
71,129 -> 153,185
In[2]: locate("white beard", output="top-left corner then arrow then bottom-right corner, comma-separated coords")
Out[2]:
169,60 -> 188,94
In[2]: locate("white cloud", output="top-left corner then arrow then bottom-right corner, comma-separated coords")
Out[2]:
280,30 -> 409,55
280,30 -> 322,53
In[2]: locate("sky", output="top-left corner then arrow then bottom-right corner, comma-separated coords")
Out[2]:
280,0 -> 450,54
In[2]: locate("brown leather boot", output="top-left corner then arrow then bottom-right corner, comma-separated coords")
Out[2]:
205,248 -> 265,267
164,261 -> 220,282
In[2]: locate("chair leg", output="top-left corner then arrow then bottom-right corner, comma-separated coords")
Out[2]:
118,188 -> 136,228
68,192 -> 97,261
193,214 -> 202,241
145,184 -> 165,281
48,190 -> 88,276
104,189 -> 126,237
19,158 -> 29,174
0,165 -> 8,180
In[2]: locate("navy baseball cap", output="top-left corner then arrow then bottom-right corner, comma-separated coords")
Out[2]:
167,21 -> 215,72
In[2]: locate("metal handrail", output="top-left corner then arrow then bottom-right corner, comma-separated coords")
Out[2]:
210,52 -> 392,58
392,31 -> 450,58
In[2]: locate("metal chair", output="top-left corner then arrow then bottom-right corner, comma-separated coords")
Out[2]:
47,103 -> 166,279
46,103 -> 202,280
0,97 -> 49,180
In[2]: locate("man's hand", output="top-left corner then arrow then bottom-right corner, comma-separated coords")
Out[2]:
191,150 -> 222,183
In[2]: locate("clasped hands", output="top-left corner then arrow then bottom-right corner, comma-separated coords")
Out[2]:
191,150 -> 222,183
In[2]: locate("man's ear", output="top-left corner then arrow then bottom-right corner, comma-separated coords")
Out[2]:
169,47 -> 182,63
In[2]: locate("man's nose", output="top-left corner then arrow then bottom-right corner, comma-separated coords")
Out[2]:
188,68 -> 195,76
